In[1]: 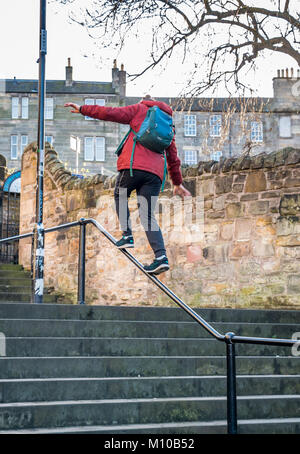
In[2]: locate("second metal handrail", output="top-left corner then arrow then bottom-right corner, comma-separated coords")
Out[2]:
0,217 -> 298,434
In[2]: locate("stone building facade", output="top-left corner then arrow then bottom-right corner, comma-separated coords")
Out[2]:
0,59 -> 127,179
0,62 -> 300,181
19,142 -> 300,309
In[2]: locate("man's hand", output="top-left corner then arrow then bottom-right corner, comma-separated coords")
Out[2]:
173,184 -> 192,199
64,102 -> 81,114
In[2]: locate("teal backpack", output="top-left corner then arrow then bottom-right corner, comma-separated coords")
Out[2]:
115,106 -> 175,190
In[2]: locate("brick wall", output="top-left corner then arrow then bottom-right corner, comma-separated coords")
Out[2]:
19,143 -> 300,309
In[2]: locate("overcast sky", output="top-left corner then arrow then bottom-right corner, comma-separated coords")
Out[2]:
0,0 -> 297,98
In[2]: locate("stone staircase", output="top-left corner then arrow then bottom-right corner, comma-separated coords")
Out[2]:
0,265 -> 299,433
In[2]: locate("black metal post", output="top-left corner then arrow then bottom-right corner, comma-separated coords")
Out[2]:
225,332 -> 238,434
34,0 -> 47,303
77,219 -> 86,305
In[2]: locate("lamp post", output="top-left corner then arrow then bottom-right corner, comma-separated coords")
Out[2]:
34,0 -> 47,303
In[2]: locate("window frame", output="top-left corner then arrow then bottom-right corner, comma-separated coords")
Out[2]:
21,97 -> 29,119
45,98 -> 54,120
250,120 -> 263,143
84,136 -> 106,162
209,115 -> 222,137
21,135 -> 28,154
279,116 -> 292,138
11,135 -> 18,160
184,114 -> 197,137
84,98 -> 106,120
184,149 -> 198,165
11,97 -> 19,119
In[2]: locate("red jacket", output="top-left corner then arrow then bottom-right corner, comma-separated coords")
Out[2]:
80,99 -> 183,185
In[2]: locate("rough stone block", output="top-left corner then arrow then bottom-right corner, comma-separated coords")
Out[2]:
287,274 -> 300,294
215,175 -> 233,194
226,202 -> 243,218
279,194 -> 300,216
220,222 -> 234,241
235,218 -> 252,240
252,239 -> 275,257
248,200 -> 269,215
245,171 -> 266,193
230,241 -> 251,258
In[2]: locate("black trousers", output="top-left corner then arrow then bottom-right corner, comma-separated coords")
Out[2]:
114,169 -> 166,258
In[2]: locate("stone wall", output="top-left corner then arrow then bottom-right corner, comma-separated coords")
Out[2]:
19,143 -> 300,309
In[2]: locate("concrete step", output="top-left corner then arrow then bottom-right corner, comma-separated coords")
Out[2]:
0,287 -> 32,294
2,336 -> 295,357
0,265 -> 24,271
0,355 -> 299,379
1,417 -> 300,434
0,394 -> 299,431
0,294 -> 56,303
0,375 -> 299,404
0,318 -> 297,340
0,279 -> 31,288
0,270 -> 31,279
0,303 -> 299,324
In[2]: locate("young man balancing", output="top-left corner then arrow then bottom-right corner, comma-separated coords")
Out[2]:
64,97 -> 191,275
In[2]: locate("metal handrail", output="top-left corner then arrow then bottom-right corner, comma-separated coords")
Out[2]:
0,217 -> 298,434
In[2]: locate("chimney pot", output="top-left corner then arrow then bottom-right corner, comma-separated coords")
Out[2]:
65,58 -> 73,87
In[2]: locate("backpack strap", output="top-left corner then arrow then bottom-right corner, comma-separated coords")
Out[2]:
115,128 -> 132,156
130,133 -> 138,177
161,152 -> 168,192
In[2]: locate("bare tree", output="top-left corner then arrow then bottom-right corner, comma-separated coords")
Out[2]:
54,0 -> 300,95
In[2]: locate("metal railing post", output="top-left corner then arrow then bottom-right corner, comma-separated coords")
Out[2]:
77,219 -> 86,305
225,332 -> 238,434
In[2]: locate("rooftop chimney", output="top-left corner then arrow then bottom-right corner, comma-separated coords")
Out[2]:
112,60 -> 126,98
65,58 -> 73,87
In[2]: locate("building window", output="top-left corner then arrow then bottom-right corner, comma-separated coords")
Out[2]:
84,98 -> 106,120
21,97 -> 29,119
251,121 -> 263,142
279,116 -> 291,138
11,97 -> 19,119
184,115 -> 197,136
211,151 -> 222,161
84,137 -> 106,161
45,98 -> 54,120
184,150 -> 198,165
209,115 -> 222,137
11,135 -> 18,160
21,135 -> 28,154
45,135 -> 53,146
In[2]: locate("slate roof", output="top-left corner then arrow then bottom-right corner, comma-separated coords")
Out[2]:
2,79 -> 116,95
126,96 -> 272,113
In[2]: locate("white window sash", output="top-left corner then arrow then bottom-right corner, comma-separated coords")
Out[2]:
45,98 -> 54,120
85,99 -> 95,120
21,135 -> 28,153
12,97 -> 19,119
84,137 -> 94,161
45,136 -> 53,146
184,150 -> 197,165
95,99 -> 105,107
211,151 -> 222,162
95,137 -> 105,161
21,97 -> 29,119
279,116 -> 291,138
210,115 -> 222,137
11,135 -> 18,159
251,121 -> 263,142
184,115 -> 197,136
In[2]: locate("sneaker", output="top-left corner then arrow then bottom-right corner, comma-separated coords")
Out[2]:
116,235 -> 134,249
144,256 -> 170,275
